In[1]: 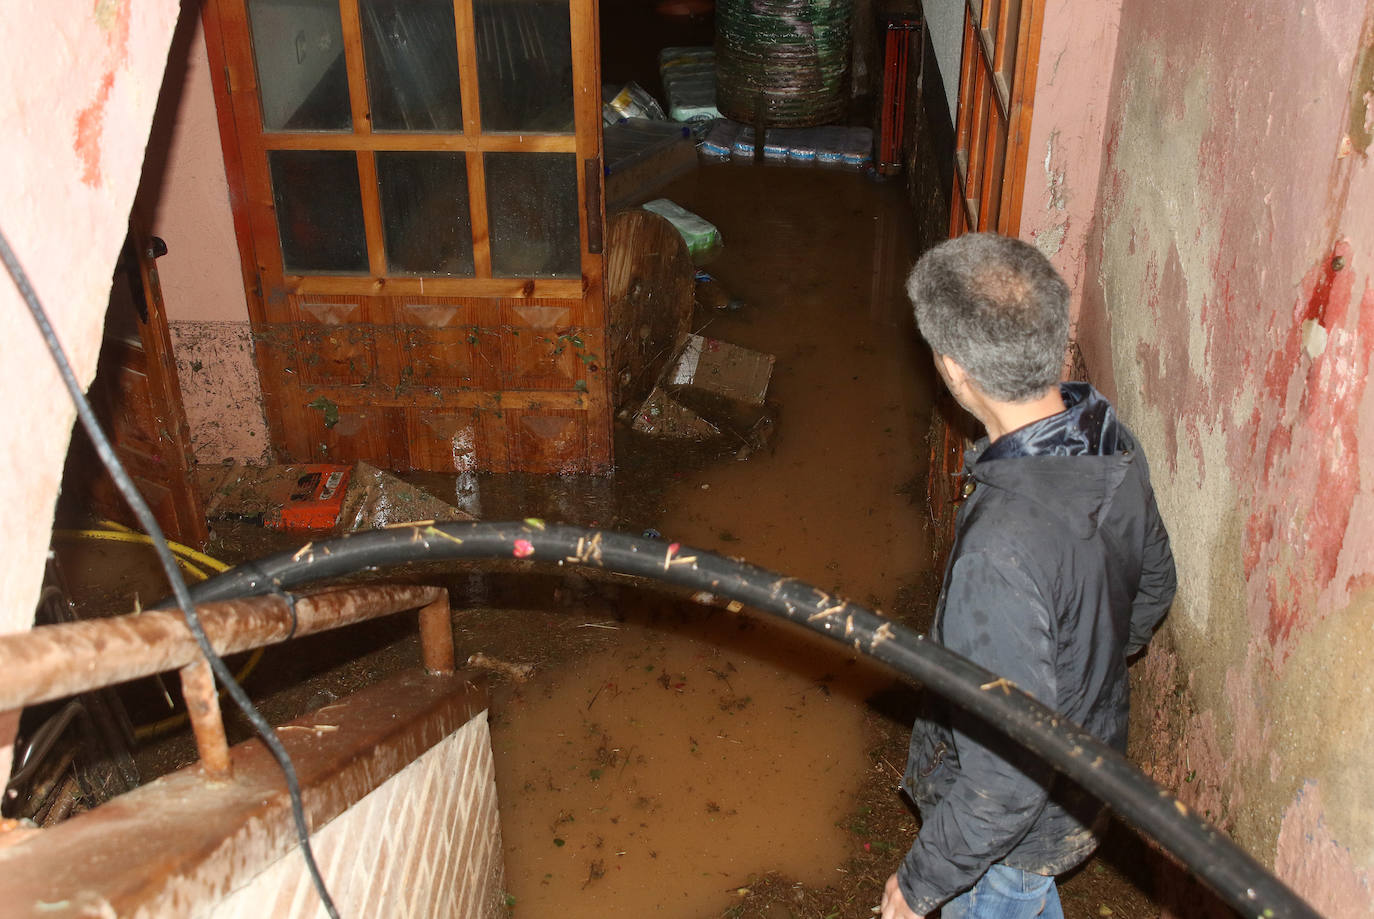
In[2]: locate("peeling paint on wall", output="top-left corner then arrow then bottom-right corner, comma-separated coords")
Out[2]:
1032,129 -> 1069,260
1077,0 -> 1374,909
1245,243 -> 1374,656
74,0 -> 131,186
1276,782 -> 1373,919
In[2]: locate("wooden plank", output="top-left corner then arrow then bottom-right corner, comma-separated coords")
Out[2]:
287,382 -> 595,413
466,150 -> 493,279
967,74 -> 991,228
288,295 -> 389,388
128,217 -> 211,546
394,297 -> 493,392
301,399 -> 395,465
339,0 -> 372,135
356,151 -> 389,278
284,274 -> 586,299
977,107 -> 1004,232
258,132 -> 578,153
1001,0 -> 1046,234
570,0 -> 611,470
453,0 -> 492,277
454,0 -> 484,137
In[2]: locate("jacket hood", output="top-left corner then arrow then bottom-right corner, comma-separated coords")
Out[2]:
966,383 -> 1133,539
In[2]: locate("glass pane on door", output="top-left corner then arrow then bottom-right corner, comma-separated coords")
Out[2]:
268,150 -> 368,273
473,0 -> 575,133
484,153 -> 580,277
249,0 -> 351,132
361,0 -> 464,132
376,152 -> 475,276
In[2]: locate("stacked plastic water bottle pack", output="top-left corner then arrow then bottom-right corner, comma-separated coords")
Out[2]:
698,121 -> 874,170
658,47 -> 722,122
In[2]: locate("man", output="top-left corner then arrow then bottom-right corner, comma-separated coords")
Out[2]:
881,234 -> 1176,919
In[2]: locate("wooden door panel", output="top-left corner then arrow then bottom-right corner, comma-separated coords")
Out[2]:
395,298 -> 493,392
302,401 -> 398,466
205,0 -> 610,475
500,301 -> 600,391
291,296 -> 392,387
106,349 -> 159,456
509,410 -> 589,475
937,0 -> 1046,559
73,231 -> 208,547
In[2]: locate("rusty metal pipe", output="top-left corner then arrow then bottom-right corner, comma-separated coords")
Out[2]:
418,592 -> 455,674
0,585 -> 443,712
181,657 -> 232,781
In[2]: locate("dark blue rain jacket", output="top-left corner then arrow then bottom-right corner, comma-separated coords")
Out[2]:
897,383 -> 1176,914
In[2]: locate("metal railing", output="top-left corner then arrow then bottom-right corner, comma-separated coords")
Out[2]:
0,584 -> 452,781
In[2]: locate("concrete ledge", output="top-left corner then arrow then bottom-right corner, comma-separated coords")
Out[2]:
0,669 -> 493,917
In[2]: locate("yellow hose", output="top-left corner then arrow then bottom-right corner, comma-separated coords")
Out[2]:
50,528 -> 264,739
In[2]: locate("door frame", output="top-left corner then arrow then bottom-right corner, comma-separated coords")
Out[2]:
948,0 -> 1046,235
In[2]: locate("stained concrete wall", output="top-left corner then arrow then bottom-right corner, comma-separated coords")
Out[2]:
0,0 -> 183,773
1072,0 -> 1374,914
1020,0 -> 1122,324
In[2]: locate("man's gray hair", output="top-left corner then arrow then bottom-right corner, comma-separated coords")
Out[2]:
906,233 -> 1070,403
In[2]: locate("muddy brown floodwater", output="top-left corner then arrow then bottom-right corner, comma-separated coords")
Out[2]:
653,164 -> 933,608
489,163 -> 939,916
493,611 -> 890,916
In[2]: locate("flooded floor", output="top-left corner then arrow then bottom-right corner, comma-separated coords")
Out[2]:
42,151 -> 1160,919
494,611 -> 889,916
484,162 -> 937,916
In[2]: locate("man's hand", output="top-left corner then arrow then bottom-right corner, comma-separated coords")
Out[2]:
881,873 -> 924,919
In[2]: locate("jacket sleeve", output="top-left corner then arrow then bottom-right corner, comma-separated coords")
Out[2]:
897,550 -> 1058,914
1126,481 -> 1176,656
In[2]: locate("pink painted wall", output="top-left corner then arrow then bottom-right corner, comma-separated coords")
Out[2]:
1020,0 -> 1123,332
1073,0 -> 1374,913
0,0 -> 182,771
142,12 -> 272,464
147,17 -> 252,326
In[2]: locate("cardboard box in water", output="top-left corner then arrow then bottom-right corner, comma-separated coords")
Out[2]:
666,334 -> 774,408
629,385 -> 721,439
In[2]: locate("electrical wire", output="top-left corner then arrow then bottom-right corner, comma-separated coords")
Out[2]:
1,229 -> 339,918
186,521 -> 1321,919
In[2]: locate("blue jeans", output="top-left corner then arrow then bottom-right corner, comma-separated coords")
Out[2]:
940,864 -> 1064,919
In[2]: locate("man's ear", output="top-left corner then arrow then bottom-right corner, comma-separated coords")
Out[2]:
936,353 -> 969,392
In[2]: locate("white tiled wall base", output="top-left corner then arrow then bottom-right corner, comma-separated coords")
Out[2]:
204,714 -> 504,918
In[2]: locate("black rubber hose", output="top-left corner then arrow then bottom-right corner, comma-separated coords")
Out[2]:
188,521 -> 1319,919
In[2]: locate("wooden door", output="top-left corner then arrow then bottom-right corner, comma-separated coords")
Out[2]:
73,228 -> 209,547
948,0 -> 1045,235
931,0 -> 1046,563
204,0 -> 611,475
